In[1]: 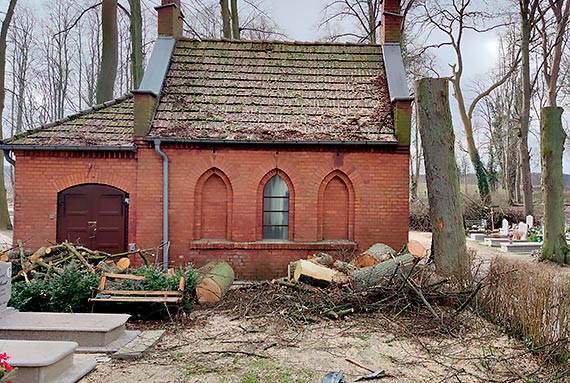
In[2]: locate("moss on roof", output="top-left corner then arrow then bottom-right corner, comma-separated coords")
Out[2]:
6,94 -> 134,147
150,39 -> 396,142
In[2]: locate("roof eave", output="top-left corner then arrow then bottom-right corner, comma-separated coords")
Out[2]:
0,144 -> 137,152
144,137 -> 398,146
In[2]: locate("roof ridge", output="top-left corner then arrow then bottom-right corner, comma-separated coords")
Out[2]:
10,93 -> 133,141
178,37 -> 382,48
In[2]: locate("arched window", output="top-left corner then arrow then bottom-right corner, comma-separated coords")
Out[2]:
263,175 -> 289,239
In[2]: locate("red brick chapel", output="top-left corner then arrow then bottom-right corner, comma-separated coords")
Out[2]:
0,0 -> 412,279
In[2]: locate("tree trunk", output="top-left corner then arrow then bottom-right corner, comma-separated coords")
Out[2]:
0,0 -> 17,230
220,0 -> 231,38
540,107 -> 569,264
294,259 -> 349,284
128,0 -> 143,90
415,78 -> 470,281
451,78 -> 491,205
96,0 -> 118,104
519,3 -> 534,216
230,0 -> 240,39
196,261 -> 235,304
351,253 -> 416,291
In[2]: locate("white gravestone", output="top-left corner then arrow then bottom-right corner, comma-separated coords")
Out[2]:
0,261 -> 12,312
500,219 -> 509,236
526,215 -> 534,229
518,222 -> 528,240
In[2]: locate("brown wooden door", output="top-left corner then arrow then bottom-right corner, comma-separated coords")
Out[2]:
57,184 -> 128,253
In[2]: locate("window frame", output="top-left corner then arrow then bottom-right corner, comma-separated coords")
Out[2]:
262,175 -> 290,240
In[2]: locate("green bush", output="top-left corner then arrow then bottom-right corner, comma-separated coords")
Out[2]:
9,263 -> 99,312
126,265 -> 198,297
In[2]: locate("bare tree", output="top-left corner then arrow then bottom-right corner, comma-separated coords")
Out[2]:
129,0 -> 143,89
416,0 -> 519,205
220,0 -> 231,38
0,0 -> 18,230
96,0 -> 118,103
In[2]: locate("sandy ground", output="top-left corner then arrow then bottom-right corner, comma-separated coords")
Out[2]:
77,233 -> 565,383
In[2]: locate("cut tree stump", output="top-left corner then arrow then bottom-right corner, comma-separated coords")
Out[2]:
196,261 -> 235,304
293,259 -> 349,284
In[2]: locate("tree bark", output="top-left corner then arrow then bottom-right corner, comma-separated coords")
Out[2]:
540,107 -> 569,264
415,78 -> 470,281
220,0 -> 231,38
351,253 -> 416,291
128,0 -> 143,90
230,0 -> 240,39
519,0 -> 534,216
96,0 -> 118,104
0,0 -> 17,230
196,261 -> 235,304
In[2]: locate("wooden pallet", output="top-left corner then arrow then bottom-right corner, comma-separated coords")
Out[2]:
89,273 -> 185,304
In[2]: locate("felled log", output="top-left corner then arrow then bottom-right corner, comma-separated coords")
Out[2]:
196,261 -> 235,304
287,261 -> 298,280
293,259 -> 349,284
333,260 -> 357,274
350,243 -> 396,268
351,242 -> 427,292
116,257 -> 130,271
308,252 -> 334,268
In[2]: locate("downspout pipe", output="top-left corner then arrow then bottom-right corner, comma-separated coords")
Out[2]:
3,149 -> 15,166
153,139 -> 169,271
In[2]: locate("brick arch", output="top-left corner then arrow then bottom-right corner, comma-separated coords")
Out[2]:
51,169 -> 134,196
193,168 -> 233,240
317,170 -> 355,241
256,169 -> 295,241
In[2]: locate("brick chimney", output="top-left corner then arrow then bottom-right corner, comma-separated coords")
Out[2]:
156,0 -> 184,38
381,0 -> 402,44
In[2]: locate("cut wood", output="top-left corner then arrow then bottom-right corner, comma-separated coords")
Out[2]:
287,261 -> 298,280
407,240 -> 427,259
351,243 -> 396,268
293,259 -> 349,284
308,252 -> 333,268
196,261 -> 235,304
351,252 -> 423,292
333,260 -> 357,274
116,257 -> 130,271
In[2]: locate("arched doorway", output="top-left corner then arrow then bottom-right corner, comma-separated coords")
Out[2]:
57,184 -> 128,253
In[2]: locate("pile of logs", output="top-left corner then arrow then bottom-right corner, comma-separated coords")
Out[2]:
1,240 -> 151,283
275,240 -> 427,293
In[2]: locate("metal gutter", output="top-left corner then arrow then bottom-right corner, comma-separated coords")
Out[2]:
0,144 -> 137,152
143,137 -> 399,146
153,139 -> 170,271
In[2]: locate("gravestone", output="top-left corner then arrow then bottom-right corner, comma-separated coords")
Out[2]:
518,222 -> 528,240
0,261 -> 12,313
526,215 -> 534,229
500,219 -> 509,236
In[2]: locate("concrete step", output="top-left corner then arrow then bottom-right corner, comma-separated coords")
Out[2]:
0,312 -> 139,353
1,339 -> 96,383
484,238 -> 528,247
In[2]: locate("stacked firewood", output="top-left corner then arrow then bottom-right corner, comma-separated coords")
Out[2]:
1,240 -> 152,283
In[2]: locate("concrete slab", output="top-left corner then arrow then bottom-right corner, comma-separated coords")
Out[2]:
1,339 -> 96,383
112,330 -> 165,360
500,242 -> 542,253
76,330 -> 140,353
0,312 -> 133,350
484,238 -> 529,247
469,234 -> 486,242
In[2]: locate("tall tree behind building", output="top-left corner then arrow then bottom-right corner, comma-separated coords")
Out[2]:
0,0 -> 18,230
96,0 -> 118,103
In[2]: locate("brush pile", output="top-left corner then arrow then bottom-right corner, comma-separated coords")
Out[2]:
1,240 -> 153,283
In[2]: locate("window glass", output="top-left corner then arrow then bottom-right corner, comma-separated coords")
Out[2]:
263,175 -> 289,240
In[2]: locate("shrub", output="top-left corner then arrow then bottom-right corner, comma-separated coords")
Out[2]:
10,262 -> 99,312
480,258 -> 570,362
127,265 -> 198,298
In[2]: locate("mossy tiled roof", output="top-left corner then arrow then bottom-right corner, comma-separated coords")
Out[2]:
5,95 -> 134,147
150,39 -> 396,142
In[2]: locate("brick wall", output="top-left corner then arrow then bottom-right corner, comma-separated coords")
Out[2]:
13,144 -> 409,279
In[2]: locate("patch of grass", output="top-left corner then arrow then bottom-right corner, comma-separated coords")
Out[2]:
230,359 -> 315,383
